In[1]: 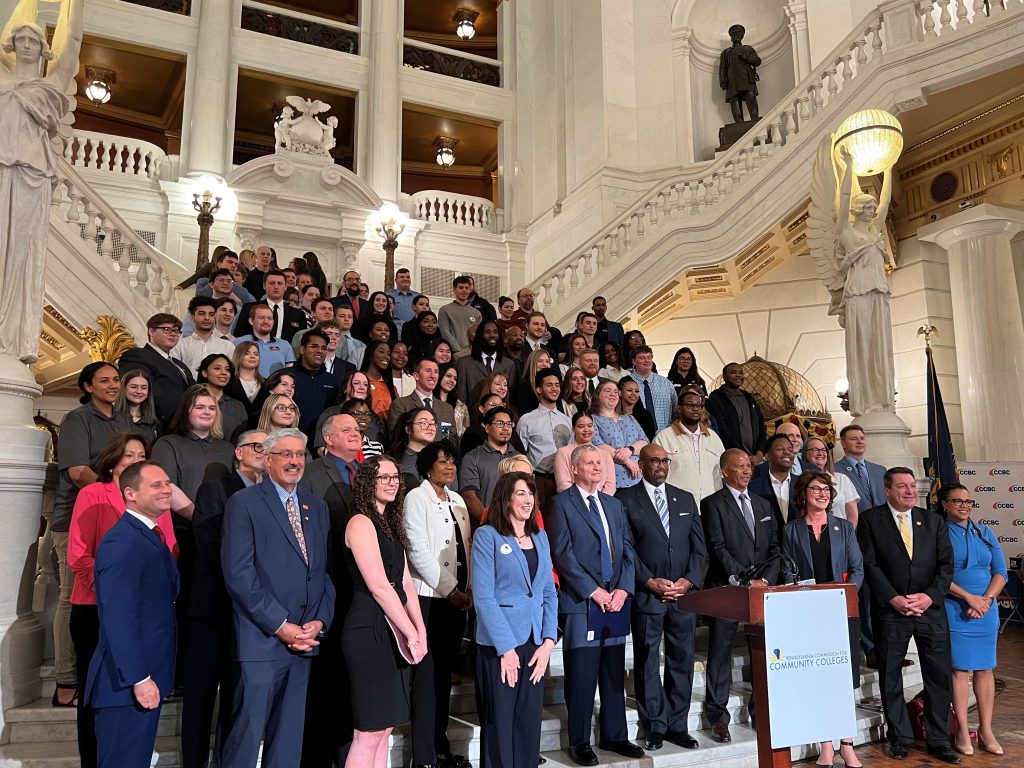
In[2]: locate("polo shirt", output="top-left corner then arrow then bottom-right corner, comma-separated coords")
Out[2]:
233,335 -> 294,377
459,442 -> 520,508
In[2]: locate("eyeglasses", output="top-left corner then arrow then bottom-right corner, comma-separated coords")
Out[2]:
488,420 -> 514,428
274,404 -> 297,413
944,498 -> 973,507
154,326 -> 182,335
239,442 -> 265,453
807,485 -> 832,495
412,420 -> 437,429
268,450 -> 304,460
645,457 -> 673,466
377,475 -> 401,484
805,448 -> 829,455
349,410 -> 372,419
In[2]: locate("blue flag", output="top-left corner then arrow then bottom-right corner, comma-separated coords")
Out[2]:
924,345 -> 957,505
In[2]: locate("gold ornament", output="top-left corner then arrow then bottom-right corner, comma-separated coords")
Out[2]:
78,316 -> 135,363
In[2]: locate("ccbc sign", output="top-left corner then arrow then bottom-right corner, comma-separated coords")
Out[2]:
990,468 -> 1012,476
993,503 -> 1015,510
1009,486 -> 1024,493
974,486 -> 996,493
961,469 -> 977,476
977,518 -> 1000,526
998,536 -> 1019,543
1013,519 -> 1024,526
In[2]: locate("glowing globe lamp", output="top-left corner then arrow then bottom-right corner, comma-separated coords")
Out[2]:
833,110 -> 903,176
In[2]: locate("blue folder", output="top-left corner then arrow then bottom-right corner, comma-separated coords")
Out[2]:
587,598 -> 632,639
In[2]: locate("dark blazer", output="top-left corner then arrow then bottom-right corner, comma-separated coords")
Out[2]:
84,513 -> 179,708
221,477 -> 336,661
285,361 -> 354,438
835,456 -> 886,513
782,515 -> 864,588
455,354 -> 517,407
616,482 -> 706,614
118,344 -> 194,426
388,391 -> 458,441
700,485 -> 780,586
857,504 -> 953,619
748,463 -> 796,536
234,300 -> 307,342
705,386 -> 766,454
330,295 -> 371,324
547,486 -> 636,614
190,468 -> 247,620
596,319 -> 625,350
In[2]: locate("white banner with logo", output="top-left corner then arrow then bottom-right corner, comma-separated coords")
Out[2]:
955,462 -> 1024,623
764,588 -> 856,748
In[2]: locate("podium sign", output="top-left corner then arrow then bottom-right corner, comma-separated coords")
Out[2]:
763,588 -> 855,748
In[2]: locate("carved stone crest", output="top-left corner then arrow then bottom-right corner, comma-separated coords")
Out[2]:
274,95 -> 338,158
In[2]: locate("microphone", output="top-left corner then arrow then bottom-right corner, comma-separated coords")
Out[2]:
728,562 -> 768,587
779,553 -> 800,585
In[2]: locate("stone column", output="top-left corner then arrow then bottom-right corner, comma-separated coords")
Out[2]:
672,28 -> 695,165
0,357 -> 52,729
181,0 -> 236,178
785,1 -> 812,81
364,0 -> 401,201
920,203 -> 1024,461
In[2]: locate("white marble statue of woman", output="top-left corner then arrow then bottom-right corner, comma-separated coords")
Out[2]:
0,0 -> 82,363
809,136 -> 896,417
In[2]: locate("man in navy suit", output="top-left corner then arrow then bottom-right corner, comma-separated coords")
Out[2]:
548,445 -> 644,765
617,444 -> 706,751
85,461 -> 179,768
221,428 -> 336,768
700,449 -> 780,743
749,433 -> 798,537
834,423 -> 887,665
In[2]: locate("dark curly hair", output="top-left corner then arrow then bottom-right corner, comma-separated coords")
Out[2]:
350,455 -> 407,545
791,470 -> 836,517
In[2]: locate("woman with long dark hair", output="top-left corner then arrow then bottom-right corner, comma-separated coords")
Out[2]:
434,363 -> 469,437
667,346 -> 707,397
362,339 -> 397,423
622,330 -> 647,369
361,291 -> 398,344
342,457 -> 427,767
404,311 -> 443,360
617,376 -> 657,441
196,353 -> 248,440
227,341 -> 264,411
389,407 -> 439,485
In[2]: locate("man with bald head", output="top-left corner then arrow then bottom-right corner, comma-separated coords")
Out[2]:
616,444 -> 706,750
700,449 -> 779,743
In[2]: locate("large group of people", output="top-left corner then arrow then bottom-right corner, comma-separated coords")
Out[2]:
49,247 -> 1010,768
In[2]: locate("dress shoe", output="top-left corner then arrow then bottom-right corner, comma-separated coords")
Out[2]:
538,757 -> 546,765
888,742 -> 908,759
978,735 -> 1004,755
927,745 -> 961,764
567,745 -> 599,766
644,732 -> 664,750
438,756 -> 472,768
665,731 -> 699,749
599,740 -> 645,759
711,723 -> 732,743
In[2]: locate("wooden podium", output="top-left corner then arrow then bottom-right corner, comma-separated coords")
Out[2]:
677,584 -> 859,768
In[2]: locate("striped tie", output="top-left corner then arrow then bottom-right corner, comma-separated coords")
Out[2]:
655,487 -> 670,536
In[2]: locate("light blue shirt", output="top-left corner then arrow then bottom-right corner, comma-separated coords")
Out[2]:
233,335 -> 294,377
270,478 -> 299,514
386,288 -> 419,334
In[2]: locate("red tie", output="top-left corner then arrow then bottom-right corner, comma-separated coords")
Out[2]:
153,525 -> 166,546
351,300 -> 359,320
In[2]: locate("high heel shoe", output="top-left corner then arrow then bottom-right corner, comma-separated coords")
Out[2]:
51,683 -> 78,708
839,740 -> 863,768
978,735 -> 1003,755
952,739 -> 974,756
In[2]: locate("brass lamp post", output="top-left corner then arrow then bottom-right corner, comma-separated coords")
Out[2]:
192,187 -> 222,271
375,203 -> 408,290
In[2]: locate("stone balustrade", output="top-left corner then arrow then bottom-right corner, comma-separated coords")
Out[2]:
51,156 -> 175,312
241,0 -> 359,55
62,130 -> 169,182
410,190 -> 499,232
527,0 -> 1020,321
402,38 -> 501,87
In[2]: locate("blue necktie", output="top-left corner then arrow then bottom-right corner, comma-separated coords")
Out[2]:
856,461 -> 872,504
586,495 -> 613,582
643,379 -> 656,418
655,487 -> 670,536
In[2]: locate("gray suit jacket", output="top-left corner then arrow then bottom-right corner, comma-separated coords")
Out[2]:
388,391 -> 458,444
835,456 -> 886,513
782,515 -> 863,588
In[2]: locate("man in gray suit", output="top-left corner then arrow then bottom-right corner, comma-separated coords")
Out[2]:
388,358 -> 457,442
834,423 -> 886,666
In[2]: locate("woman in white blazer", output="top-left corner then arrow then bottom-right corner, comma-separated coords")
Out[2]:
403,441 -> 473,768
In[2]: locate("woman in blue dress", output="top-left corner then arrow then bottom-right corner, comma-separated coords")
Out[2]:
590,380 -> 648,488
939,484 -> 1008,756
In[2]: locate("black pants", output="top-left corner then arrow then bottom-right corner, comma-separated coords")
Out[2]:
410,595 -> 467,763
180,616 -> 235,768
704,617 -> 754,726
301,621 -> 353,767
563,643 -> 628,748
631,609 -> 696,737
475,642 -> 544,768
874,613 -> 953,747
859,580 -> 875,653
70,603 -> 99,768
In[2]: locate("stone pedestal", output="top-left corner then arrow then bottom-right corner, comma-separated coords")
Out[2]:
920,203 -> 1024,462
0,356 -> 52,731
855,410 -> 918,475
717,120 -> 763,152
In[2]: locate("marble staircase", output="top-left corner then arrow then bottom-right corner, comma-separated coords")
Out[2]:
0,628 -> 924,767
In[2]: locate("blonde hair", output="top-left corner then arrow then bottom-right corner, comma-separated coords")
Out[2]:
257,394 -> 301,432
497,454 -> 533,475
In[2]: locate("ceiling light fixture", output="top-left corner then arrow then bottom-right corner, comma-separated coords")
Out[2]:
84,66 -> 116,105
453,8 -> 479,41
433,136 -> 458,169
833,109 -> 904,176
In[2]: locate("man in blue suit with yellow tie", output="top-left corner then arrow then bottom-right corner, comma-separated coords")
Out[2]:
548,445 -> 645,765
221,428 -> 335,768
85,461 -> 179,768
834,423 -> 886,666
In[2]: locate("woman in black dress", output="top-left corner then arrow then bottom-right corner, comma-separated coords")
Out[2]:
342,456 -> 427,768
782,471 -> 864,768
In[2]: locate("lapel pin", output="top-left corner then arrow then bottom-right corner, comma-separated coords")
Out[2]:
499,543 -> 513,554
916,521 -> 922,526
304,516 -> 309,521
301,504 -> 309,510
671,497 -> 677,502
834,525 -> 840,531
